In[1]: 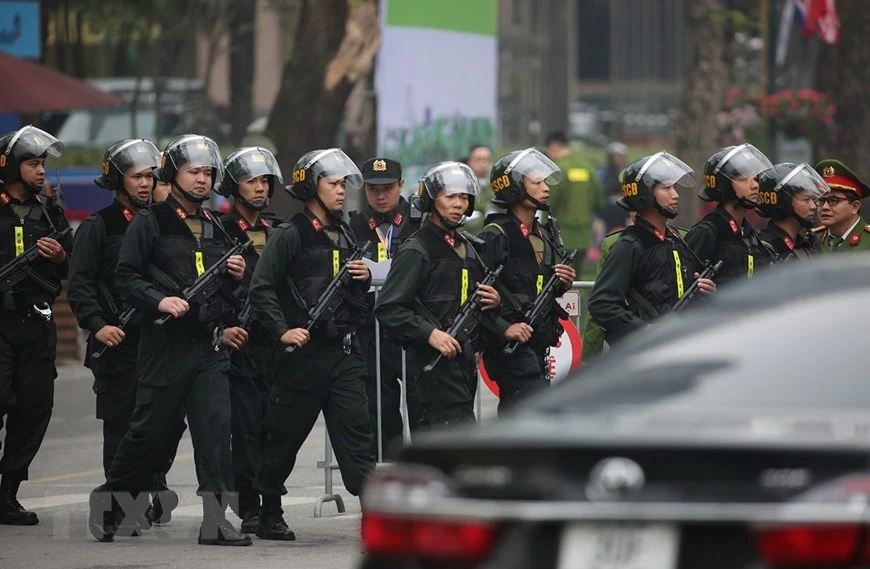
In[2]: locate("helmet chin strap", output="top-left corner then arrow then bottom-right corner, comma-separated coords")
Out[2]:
123,188 -> 151,209
523,194 -> 550,211
315,194 -> 343,222
172,179 -> 209,203
22,181 -> 42,195
237,194 -> 269,212
655,203 -> 679,219
796,211 -> 815,228
434,208 -> 464,230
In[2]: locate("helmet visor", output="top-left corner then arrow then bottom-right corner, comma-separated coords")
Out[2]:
308,148 -> 363,191
715,144 -> 774,182
166,135 -> 222,173
5,126 -> 65,160
506,148 -> 562,185
776,163 -> 829,200
423,162 -> 479,199
629,152 -> 696,192
109,139 -> 161,175
226,147 -> 283,184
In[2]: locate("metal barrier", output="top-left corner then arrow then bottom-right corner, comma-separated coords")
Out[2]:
313,279 -> 596,515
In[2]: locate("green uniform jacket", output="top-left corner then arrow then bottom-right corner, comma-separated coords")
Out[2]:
548,154 -> 603,253
815,217 -> 870,253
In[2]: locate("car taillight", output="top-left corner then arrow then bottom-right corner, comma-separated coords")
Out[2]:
362,512 -> 497,561
754,524 -> 862,566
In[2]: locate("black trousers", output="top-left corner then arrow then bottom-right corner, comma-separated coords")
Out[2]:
93,364 -> 186,486
229,338 -> 273,517
482,344 -> 549,416
411,348 -> 476,430
358,327 -> 422,460
255,337 -> 375,505
0,314 -> 56,481
107,326 -> 233,507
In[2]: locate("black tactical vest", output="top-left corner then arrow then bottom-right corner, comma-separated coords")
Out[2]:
283,213 -> 368,336
91,201 -> 136,317
485,213 -> 562,348
0,189 -> 66,308
409,223 -> 486,341
697,209 -> 769,287
622,222 -> 694,320
148,201 -> 233,326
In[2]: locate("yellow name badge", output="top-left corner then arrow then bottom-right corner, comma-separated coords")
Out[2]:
567,168 -> 590,182
14,226 -> 24,257
333,250 -> 340,277
377,242 -> 387,263
461,268 -> 469,305
194,251 -> 205,277
747,255 -> 754,278
536,274 -> 544,295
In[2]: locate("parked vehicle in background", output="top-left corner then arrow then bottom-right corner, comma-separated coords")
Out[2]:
360,253 -> 870,569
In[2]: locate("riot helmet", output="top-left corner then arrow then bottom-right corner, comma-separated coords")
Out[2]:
757,162 -> 826,227
489,148 -> 562,210
0,125 -> 65,194
617,151 -> 695,219
94,139 -> 161,208
154,134 -> 222,203
415,161 -> 478,229
701,143 -> 774,208
285,148 -> 362,221
218,147 -> 283,211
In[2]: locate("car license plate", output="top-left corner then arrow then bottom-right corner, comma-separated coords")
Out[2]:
557,523 -> 679,569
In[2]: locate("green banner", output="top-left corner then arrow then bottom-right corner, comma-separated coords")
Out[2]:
386,0 -> 497,36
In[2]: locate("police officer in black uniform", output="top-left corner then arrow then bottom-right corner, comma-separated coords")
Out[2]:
0,126 -> 71,526
215,146 -> 281,534
249,148 -> 375,541
757,163 -> 824,262
88,134 -> 251,546
68,139 -> 182,526
349,157 -> 422,459
589,152 -> 716,345
477,148 -> 575,414
685,144 -> 775,286
374,162 -> 501,428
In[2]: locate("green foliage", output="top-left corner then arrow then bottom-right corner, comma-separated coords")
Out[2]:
382,116 -> 495,168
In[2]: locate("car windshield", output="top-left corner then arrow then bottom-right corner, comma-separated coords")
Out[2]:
527,287 -> 870,415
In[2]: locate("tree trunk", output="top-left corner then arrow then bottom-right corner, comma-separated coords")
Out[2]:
266,0 -> 380,217
815,0 -> 870,181
675,0 -> 728,226
229,0 -> 256,145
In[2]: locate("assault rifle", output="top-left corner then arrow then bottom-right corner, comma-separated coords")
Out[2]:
422,264 -> 504,373
503,248 -> 578,355
285,240 -> 372,353
91,305 -> 138,360
0,227 -> 72,293
672,260 -> 723,312
154,240 -> 250,326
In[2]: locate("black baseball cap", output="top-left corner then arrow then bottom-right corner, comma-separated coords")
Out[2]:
361,157 -> 402,185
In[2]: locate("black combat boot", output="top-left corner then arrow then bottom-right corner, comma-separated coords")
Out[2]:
145,488 -> 178,525
256,495 -> 295,541
240,505 -> 261,534
0,476 -> 38,525
88,484 -> 120,542
198,494 -> 251,546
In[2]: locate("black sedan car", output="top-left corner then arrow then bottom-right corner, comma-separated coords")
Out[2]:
359,254 -> 870,569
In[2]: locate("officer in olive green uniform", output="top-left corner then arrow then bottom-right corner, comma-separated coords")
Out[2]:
544,131 -> 604,258
813,159 -> 870,253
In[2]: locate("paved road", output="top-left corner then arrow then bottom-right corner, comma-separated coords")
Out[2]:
0,362 -> 499,569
